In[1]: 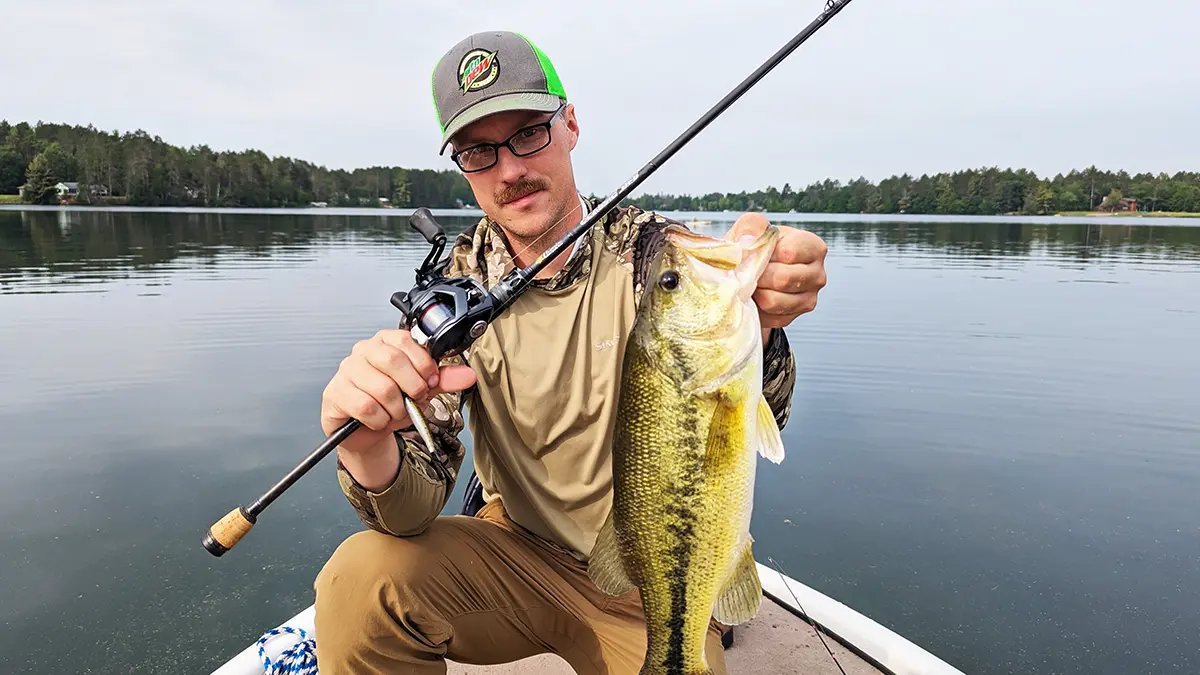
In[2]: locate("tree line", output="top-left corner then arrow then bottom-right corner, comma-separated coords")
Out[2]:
1,120 -> 474,209
631,168 -> 1200,215
3,120 -> 1198,214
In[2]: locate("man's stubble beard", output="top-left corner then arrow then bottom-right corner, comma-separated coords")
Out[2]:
503,188 -> 576,258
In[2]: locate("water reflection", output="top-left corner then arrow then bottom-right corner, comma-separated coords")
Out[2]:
4,210 -> 1199,295
807,220 -> 1200,265
1,208 -> 1198,675
0,210 -> 485,295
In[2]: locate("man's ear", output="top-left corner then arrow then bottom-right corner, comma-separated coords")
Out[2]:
564,104 -> 579,151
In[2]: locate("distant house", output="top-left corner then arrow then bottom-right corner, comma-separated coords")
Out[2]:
17,183 -> 30,198
53,182 -> 110,199
1098,197 -> 1139,212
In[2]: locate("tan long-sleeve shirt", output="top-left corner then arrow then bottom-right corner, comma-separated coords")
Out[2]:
336,201 -> 797,560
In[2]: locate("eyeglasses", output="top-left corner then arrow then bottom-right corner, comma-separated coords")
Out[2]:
451,103 -> 567,173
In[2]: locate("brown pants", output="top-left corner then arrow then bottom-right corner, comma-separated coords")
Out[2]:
312,499 -> 728,674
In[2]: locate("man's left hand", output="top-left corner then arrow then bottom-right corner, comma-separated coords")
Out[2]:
725,213 -> 828,337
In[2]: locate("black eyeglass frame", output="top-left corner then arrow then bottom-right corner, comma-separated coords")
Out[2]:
450,103 -> 568,173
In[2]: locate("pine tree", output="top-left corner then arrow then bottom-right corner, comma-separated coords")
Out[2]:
23,152 -> 57,204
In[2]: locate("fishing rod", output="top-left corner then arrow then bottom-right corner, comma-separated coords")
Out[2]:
202,0 -> 857,557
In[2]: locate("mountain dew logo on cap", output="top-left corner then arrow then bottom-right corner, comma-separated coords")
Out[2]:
458,48 -> 499,94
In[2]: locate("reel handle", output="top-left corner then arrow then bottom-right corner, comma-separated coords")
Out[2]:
409,207 -> 445,244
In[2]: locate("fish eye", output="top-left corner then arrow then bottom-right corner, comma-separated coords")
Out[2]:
658,270 -> 679,291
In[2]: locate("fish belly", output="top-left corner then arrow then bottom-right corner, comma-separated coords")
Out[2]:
612,351 -> 758,675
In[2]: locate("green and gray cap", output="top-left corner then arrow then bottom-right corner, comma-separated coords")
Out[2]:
431,31 -> 567,155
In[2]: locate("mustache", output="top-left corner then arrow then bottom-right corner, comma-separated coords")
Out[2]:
497,177 -> 549,205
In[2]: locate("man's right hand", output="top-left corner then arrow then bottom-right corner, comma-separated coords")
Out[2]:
321,329 -> 478,458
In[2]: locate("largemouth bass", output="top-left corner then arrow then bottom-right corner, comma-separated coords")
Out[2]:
588,223 -> 786,675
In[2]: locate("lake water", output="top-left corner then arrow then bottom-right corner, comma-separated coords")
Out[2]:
1,207 -> 1198,675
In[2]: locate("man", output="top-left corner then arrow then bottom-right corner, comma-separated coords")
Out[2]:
313,30 -> 828,675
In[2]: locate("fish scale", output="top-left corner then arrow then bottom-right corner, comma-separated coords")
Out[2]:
588,224 -> 785,675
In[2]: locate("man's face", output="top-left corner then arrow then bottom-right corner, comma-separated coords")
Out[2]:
449,104 -> 580,241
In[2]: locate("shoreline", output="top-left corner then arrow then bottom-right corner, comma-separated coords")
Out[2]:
3,202 -> 1200,226
1052,210 -> 1200,218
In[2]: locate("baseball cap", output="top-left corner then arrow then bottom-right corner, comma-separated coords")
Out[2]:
431,31 -> 568,155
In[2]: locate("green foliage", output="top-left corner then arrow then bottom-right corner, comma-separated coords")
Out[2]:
23,152 -> 57,204
632,165 -> 1200,215
4,122 -> 39,165
1033,183 -> 1055,215
0,146 -> 24,193
0,120 -> 472,208
1101,188 -> 1124,211
2,119 -> 1198,214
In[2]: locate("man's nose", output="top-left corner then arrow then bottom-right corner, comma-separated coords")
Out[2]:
491,145 -> 527,183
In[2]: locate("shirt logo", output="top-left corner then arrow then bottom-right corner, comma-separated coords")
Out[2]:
458,49 -> 499,94
594,337 -> 618,352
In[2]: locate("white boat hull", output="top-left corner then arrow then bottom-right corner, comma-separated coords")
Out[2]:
211,562 -> 963,675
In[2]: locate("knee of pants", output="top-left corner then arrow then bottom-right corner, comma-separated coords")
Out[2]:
313,528 -> 444,621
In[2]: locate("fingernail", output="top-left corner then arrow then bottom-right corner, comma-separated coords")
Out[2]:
428,374 -> 440,388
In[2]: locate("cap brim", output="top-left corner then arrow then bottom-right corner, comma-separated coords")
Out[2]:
439,92 -> 563,155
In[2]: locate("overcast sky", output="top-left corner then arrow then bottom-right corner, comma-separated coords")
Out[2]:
3,0 -> 1197,196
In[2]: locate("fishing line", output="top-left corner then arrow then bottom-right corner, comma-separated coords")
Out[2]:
767,555 -> 848,675
500,198 -> 584,270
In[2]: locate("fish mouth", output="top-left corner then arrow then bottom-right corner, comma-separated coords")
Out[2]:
664,223 -> 779,298
665,223 -> 778,261
664,224 -> 740,264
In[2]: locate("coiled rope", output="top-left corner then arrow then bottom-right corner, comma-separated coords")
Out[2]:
256,626 -> 318,674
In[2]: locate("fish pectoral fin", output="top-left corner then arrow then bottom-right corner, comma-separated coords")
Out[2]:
712,537 -> 763,626
755,396 -> 785,464
587,509 -> 636,597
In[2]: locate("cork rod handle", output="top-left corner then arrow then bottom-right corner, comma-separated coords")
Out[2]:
201,418 -> 361,557
202,506 -> 257,556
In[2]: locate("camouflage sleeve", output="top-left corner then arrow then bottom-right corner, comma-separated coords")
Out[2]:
761,327 -> 796,430
334,225 -> 486,536
335,353 -> 472,537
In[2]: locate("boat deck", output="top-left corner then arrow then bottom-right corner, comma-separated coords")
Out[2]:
446,596 -> 882,674
213,562 -> 963,675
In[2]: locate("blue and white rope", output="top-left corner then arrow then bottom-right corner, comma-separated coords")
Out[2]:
256,626 -> 318,674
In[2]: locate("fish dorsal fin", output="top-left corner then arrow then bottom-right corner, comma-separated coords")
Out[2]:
587,508 -> 637,596
756,396 -> 785,464
712,536 -> 763,626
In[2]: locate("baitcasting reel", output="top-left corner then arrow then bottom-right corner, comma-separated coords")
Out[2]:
390,208 -> 497,361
